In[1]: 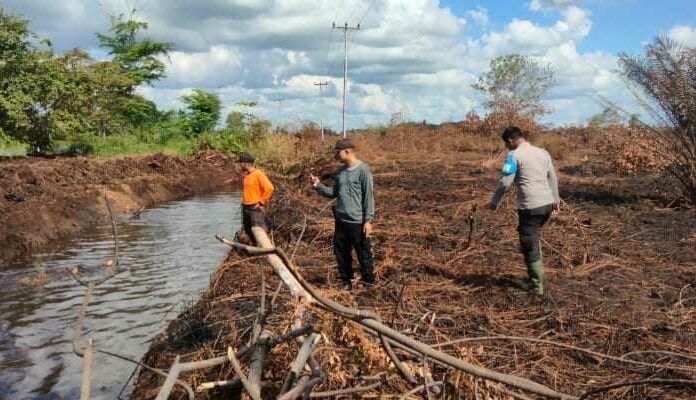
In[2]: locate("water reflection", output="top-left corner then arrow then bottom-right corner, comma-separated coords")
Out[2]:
0,193 -> 241,399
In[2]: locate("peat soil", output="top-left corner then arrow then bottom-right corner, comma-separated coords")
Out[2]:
0,151 -> 237,263
131,133 -> 696,399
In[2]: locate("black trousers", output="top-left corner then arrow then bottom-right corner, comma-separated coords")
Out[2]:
333,219 -> 375,284
517,204 -> 553,264
242,206 -> 269,245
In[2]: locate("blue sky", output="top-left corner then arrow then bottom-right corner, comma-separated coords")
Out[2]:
3,0 -> 695,129
442,0 -> 696,54
578,0 -> 696,53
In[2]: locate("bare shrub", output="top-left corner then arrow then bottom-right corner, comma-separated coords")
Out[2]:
535,133 -> 573,161
618,37 -> 696,204
485,111 -> 540,139
461,111 -> 487,135
603,126 -> 670,175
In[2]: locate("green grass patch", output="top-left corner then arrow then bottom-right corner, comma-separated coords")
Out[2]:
0,130 -> 259,159
0,145 -> 27,157
56,135 -> 197,157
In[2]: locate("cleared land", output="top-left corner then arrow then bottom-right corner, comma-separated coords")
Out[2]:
0,151 -> 237,262
131,128 -> 696,399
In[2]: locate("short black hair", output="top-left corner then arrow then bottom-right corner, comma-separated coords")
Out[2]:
333,139 -> 355,151
501,126 -> 523,141
236,153 -> 255,163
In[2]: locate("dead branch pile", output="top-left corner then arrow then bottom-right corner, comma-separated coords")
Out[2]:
121,130 -> 696,400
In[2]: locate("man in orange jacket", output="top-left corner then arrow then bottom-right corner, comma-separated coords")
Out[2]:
237,153 -> 274,244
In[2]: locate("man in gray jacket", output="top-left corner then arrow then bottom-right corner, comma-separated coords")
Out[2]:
488,126 -> 560,295
310,139 -> 375,290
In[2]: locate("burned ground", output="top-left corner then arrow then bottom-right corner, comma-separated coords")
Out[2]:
132,129 -> 695,399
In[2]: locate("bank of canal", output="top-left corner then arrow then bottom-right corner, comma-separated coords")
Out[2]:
0,192 -> 241,399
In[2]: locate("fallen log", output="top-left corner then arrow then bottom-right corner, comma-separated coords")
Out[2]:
217,232 -> 578,400
217,227 -> 312,302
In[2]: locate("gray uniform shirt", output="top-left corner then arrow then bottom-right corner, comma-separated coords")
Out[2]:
315,161 -> 375,224
490,142 -> 560,210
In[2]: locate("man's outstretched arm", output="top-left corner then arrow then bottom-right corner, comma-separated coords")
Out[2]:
489,152 -> 517,209
547,155 -> 560,206
489,174 -> 515,209
314,177 -> 338,199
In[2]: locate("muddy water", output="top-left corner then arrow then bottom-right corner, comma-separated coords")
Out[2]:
0,193 -> 241,399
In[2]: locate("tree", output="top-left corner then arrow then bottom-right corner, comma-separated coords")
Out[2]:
226,111 -> 246,132
236,100 -> 259,126
96,13 -> 173,89
121,96 -> 160,126
618,37 -> 696,204
389,107 -> 410,127
472,54 -> 555,118
81,58 -> 136,137
628,114 -> 642,128
181,89 -> 222,135
588,107 -> 623,128
0,10 -> 40,148
249,119 -> 271,139
0,8 -> 174,154
0,9 -> 33,70
234,100 -> 270,139
0,10 -> 88,153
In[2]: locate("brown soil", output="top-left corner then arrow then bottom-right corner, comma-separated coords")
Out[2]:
0,151 -> 237,263
132,129 -> 696,399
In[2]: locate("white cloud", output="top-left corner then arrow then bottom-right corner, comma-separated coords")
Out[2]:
467,7 -> 489,28
668,25 -> 696,47
480,6 -> 591,56
282,74 -> 341,98
163,47 -> 242,88
539,42 -> 621,96
402,69 -> 476,89
353,84 -> 399,114
2,0 -> 640,128
529,0 -> 577,11
461,3 -> 632,125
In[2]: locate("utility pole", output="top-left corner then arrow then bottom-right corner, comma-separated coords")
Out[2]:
313,81 -> 328,141
333,22 -> 360,138
270,98 -> 285,133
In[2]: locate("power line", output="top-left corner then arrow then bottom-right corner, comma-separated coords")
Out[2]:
326,31 -> 347,78
345,0 -> 362,23
342,0 -> 377,70
315,0 -> 348,135
332,22 -> 360,138
322,27 -> 342,78
333,0 -> 346,23
321,0 -> 348,79
313,81 -> 329,141
357,0 -> 378,25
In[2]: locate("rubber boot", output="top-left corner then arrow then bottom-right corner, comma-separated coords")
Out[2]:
527,259 -> 544,295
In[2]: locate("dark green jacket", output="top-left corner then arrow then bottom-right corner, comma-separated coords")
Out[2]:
316,161 -> 375,224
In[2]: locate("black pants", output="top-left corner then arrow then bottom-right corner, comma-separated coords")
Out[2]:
333,219 -> 375,284
242,206 -> 269,245
517,205 -> 553,264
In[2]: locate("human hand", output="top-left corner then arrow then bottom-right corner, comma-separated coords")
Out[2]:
309,174 -> 320,187
363,221 -> 373,237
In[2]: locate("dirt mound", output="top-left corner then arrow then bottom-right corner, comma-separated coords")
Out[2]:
0,151 -> 237,263
130,130 -> 696,399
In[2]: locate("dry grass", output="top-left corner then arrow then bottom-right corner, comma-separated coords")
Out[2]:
132,126 -> 696,400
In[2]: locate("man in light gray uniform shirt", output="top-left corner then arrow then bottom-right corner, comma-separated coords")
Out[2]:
310,139 -> 375,290
488,126 -> 560,295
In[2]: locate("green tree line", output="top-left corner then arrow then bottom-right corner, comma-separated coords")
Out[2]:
0,9 -> 269,156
